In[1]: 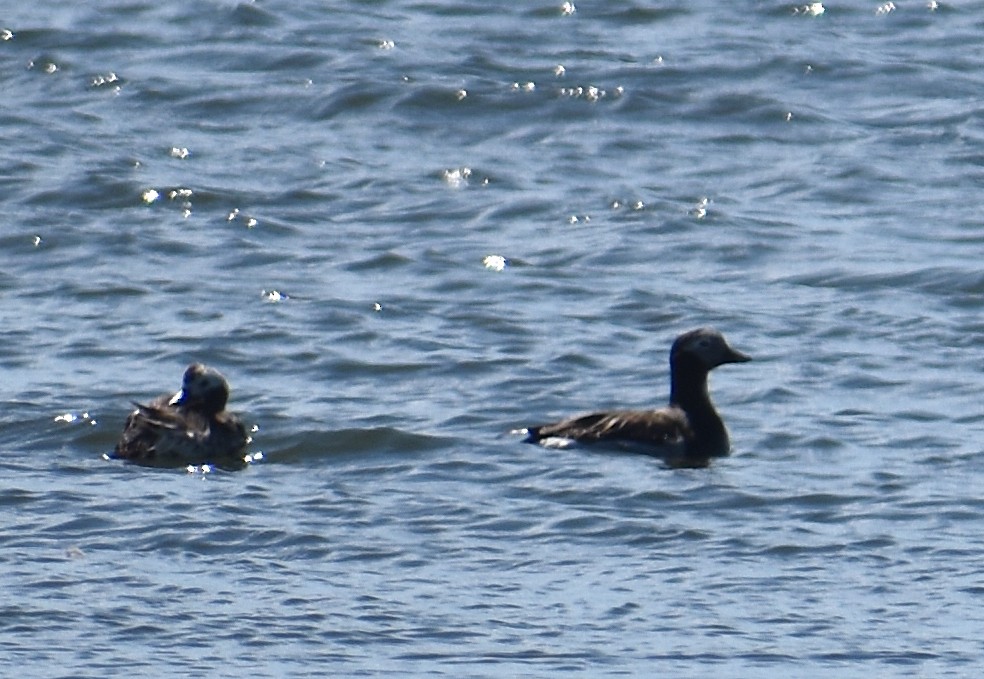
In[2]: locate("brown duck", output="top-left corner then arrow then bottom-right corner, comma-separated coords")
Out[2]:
113,363 -> 250,469
522,328 -> 750,466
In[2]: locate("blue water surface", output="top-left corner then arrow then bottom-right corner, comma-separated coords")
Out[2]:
2,1 -> 984,676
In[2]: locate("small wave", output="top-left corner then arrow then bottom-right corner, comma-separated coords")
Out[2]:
270,426 -> 453,464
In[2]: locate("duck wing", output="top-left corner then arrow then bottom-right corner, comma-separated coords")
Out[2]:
129,401 -> 202,431
525,408 -> 691,447
113,400 -> 209,462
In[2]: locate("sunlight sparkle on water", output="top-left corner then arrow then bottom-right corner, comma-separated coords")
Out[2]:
792,3 -> 824,16
483,255 -> 507,272
443,167 -> 472,188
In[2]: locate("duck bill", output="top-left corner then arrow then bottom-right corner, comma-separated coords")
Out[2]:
168,389 -> 186,406
725,348 -> 752,364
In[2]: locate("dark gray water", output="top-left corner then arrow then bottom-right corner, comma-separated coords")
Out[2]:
3,1 -> 984,676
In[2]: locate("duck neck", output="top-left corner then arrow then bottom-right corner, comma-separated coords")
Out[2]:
669,358 -> 728,453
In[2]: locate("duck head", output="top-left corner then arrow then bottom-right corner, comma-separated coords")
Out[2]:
670,327 -> 751,372
168,363 -> 231,416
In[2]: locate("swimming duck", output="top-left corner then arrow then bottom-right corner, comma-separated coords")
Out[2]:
522,327 -> 750,466
113,363 -> 250,469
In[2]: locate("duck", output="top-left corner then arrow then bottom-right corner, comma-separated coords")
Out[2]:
521,327 -> 750,467
113,363 -> 250,469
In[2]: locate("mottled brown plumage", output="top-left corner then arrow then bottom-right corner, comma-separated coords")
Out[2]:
113,364 -> 250,470
523,328 -> 750,466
